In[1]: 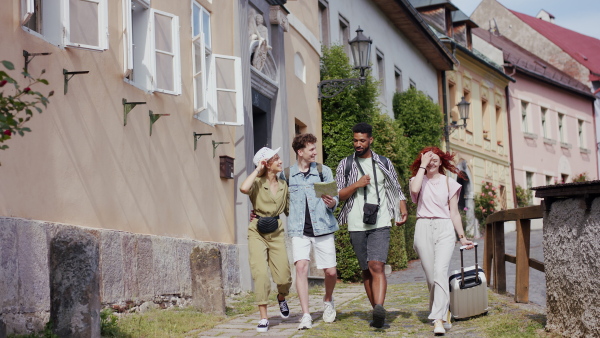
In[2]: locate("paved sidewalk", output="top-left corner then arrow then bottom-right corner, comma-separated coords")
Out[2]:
197,284 -> 366,337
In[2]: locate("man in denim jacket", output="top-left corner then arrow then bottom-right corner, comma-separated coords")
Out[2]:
281,133 -> 339,330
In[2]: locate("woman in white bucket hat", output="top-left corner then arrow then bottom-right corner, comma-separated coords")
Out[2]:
240,147 -> 292,333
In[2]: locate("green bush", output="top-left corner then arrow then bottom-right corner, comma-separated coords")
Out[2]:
387,222 -> 408,271
334,223 -> 362,282
100,308 -> 120,337
572,172 -> 589,182
514,184 -> 532,208
403,215 -> 418,261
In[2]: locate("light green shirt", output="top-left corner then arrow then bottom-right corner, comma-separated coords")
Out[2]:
347,157 -> 391,231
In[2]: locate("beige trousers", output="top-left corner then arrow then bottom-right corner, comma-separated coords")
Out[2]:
248,220 -> 292,305
413,218 -> 455,320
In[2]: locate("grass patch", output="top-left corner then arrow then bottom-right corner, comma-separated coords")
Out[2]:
301,283 -> 557,338
108,307 -> 225,338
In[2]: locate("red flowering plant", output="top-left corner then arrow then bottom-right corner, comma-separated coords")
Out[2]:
0,60 -> 53,155
474,181 -> 498,226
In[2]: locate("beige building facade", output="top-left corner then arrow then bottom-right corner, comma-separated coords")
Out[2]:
0,0 -> 322,334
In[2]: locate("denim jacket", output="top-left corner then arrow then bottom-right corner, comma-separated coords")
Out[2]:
281,162 -> 339,237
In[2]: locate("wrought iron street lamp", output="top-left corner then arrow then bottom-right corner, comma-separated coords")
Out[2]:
444,96 -> 471,151
318,27 -> 372,99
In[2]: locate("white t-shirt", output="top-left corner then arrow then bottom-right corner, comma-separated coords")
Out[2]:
410,174 -> 462,218
347,157 -> 391,231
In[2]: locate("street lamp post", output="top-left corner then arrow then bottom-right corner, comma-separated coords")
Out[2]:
318,27 -> 372,99
443,96 -> 471,152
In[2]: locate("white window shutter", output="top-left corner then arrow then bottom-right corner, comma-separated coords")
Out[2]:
21,0 -> 34,25
152,10 -> 180,94
193,32 -> 207,112
194,53 -> 217,126
123,0 -> 133,76
64,0 -> 108,50
213,54 -> 243,126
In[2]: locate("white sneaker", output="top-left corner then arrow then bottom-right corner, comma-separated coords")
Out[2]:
323,297 -> 336,323
433,319 -> 445,335
298,313 -> 312,330
256,318 -> 269,333
444,310 -> 452,330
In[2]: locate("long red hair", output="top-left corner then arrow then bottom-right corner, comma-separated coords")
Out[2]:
409,146 -> 465,178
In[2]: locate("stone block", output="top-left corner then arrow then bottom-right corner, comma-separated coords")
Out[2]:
190,246 -> 226,315
0,318 -> 6,338
0,218 -> 18,311
49,228 -> 101,338
136,235 -> 154,299
152,236 -> 180,295
175,239 -> 196,297
16,219 -> 50,313
121,232 -> 139,301
100,231 -> 124,304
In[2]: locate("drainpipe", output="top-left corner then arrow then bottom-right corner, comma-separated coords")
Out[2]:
505,85 -> 517,208
442,71 -> 450,152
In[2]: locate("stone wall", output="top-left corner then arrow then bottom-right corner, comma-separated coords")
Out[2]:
543,196 -> 600,337
0,217 -> 240,336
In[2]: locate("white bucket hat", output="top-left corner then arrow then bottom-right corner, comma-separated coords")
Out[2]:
253,147 -> 280,167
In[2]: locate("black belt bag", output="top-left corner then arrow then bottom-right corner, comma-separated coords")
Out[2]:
355,156 -> 381,225
256,215 -> 279,234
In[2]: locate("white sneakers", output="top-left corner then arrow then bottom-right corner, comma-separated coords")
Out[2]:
323,297 -> 336,323
256,318 -> 269,332
433,319 -> 445,335
298,313 -> 313,330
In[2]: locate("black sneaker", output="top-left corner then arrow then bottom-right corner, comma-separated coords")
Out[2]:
257,318 -> 269,332
278,298 -> 290,318
372,304 -> 386,328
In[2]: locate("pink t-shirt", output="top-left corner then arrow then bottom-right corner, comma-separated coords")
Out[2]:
410,175 -> 462,219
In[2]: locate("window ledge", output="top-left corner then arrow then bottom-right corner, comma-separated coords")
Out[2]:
580,148 -> 591,154
543,138 -> 556,145
560,142 -> 572,149
523,132 -> 538,140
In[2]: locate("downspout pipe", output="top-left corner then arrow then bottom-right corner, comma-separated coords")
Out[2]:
442,71 -> 450,152
505,85 -> 517,208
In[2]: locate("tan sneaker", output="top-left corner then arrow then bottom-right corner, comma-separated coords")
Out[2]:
433,319 -> 445,335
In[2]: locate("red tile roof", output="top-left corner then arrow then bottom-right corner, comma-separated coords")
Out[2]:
509,9 -> 600,79
473,27 -> 593,98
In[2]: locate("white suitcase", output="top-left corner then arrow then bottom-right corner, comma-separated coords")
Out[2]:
449,243 -> 489,319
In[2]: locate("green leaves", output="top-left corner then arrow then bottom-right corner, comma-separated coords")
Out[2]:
0,59 -> 52,155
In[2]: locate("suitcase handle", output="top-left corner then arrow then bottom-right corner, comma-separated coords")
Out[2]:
459,243 -> 479,288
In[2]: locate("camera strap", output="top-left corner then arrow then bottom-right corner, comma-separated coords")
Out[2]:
354,155 -> 380,206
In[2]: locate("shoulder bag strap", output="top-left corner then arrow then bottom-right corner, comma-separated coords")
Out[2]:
354,156 -> 380,205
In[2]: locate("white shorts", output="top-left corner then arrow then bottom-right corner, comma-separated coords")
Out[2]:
292,233 -> 337,269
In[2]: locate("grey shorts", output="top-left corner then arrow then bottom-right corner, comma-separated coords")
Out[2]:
349,227 -> 391,271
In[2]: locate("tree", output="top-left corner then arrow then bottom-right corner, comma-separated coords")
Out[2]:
0,60 -> 53,153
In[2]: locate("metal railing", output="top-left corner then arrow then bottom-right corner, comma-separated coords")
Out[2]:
483,204 -> 545,303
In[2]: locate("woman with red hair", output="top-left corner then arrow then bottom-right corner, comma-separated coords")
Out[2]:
409,147 -> 474,336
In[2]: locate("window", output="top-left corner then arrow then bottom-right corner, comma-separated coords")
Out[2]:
23,0 -> 109,51
482,99 -> 489,139
546,175 -> 553,186
376,50 -> 385,97
339,15 -> 350,56
526,171 -> 534,204
295,118 -> 307,136
558,113 -> 565,142
318,0 -> 330,47
192,1 -> 211,111
123,2 -> 181,94
394,67 -> 402,92
409,79 -> 416,89
541,107 -> 548,138
294,53 -> 305,83
561,174 -> 568,184
521,101 -> 529,132
495,106 -> 503,144
194,55 -> 243,126
578,120 -> 585,148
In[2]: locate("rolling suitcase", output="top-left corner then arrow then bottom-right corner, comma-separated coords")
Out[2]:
449,243 -> 488,319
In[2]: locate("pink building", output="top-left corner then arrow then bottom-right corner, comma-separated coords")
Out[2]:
474,28 -> 597,204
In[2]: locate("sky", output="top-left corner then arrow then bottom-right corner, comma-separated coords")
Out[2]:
451,0 -> 600,40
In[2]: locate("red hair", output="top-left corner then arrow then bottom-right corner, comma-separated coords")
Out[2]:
409,146 -> 465,178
